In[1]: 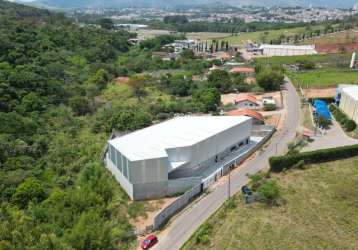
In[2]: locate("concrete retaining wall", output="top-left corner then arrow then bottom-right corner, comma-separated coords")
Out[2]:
167,177 -> 202,196
152,125 -> 276,230
153,184 -> 202,230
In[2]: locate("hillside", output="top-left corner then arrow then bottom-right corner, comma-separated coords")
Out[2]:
183,157 -> 358,250
0,0 -> 234,248
0,1 -> 137,249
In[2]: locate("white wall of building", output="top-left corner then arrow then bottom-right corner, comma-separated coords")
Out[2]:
236,101 -> 258,109
260,45 -> 317,57
106,116 -> 252,200
340,89 -> 358,123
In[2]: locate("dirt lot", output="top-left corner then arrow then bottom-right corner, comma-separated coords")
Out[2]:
186,32 -> 231,41
303,88 -> 336,99
130,196 -> 177,233
136,29 -> 172,40
221,91 -> 283,108
316,42 -> 358,54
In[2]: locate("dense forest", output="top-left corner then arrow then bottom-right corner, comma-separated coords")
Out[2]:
0,1 -> 244,249
0,1 -> 139,249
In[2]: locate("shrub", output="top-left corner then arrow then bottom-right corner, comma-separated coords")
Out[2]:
12,178 -> 46,208
258,180 -> 281,204
194,224 -> 213,245
330,104 -> 357,132
249,173 -> 264,191
270,143 -> 358,172
345,119 -> 357,132
263,103 -> 277,111
316,116 -> 331,129
292,160 -> 306,170
227,198 -> 237,209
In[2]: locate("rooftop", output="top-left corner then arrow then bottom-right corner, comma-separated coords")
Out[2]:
235,94 -> 258,104
109,116 -> 251,161
226,109 -> 264,121
342,86 -> 358,101
259,44 -> 316,50
230,67 -> 255,74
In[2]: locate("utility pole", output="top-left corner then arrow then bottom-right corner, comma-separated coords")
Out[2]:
228,166 -> 231,199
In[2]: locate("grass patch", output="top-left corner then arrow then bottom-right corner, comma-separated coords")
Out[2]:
182,157 -> 358,250
347,127 -> 358,140
301,29 -> 358,45
187,25 -> 333,45
220,25 -> 328,45
255,53 -> 355,88
302,103 -> 315,130
289,70 -> 358,88
255,53 -> 351,69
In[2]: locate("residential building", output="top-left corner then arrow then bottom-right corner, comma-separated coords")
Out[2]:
229,67 -> 255,76
234,94 -> 259,109
226,109 -> 264,125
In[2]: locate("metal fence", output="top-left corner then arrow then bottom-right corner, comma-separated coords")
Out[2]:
150,125 -> 276,232
153,184 -> 202,230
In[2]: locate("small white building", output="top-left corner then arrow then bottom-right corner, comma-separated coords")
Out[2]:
259,44 -> 317,57
106,116 -> 252,200
164,40 -> 196,53
339,86 -> 358,123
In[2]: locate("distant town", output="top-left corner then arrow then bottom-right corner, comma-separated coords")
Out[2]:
71,5 -> 358,24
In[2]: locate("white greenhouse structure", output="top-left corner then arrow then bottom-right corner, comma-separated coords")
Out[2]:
259,44 -> 317,57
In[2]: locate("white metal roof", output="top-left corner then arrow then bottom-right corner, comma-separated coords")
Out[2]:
259,44 -> 316,50
342,85 -> 358,101
109,116 -> 251,161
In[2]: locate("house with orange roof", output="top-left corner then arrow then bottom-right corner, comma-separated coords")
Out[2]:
114,76 -> 130,85
229,67 -> 255,76
226,109 -> 264,125
234,94 -> 259,109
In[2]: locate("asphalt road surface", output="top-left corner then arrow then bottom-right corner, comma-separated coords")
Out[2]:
153,77 -> 300,250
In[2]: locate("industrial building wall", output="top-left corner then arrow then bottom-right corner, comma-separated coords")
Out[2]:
166,146 -> 192,163
132,181 -> 169,200
167,177 -> 202,196
130,157 -> 169,184
169,118 -> 252,178
340,91 -> 358,123
105,154 -> 134,199
188,118 -> 252,168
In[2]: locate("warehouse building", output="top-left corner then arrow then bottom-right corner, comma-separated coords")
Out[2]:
259,44 -> 317,57
106,116 -> 252,200
339,86 -> 358,123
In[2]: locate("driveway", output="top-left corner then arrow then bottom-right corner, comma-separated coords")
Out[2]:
152,77 -> 300,250
302,120 -> 358,152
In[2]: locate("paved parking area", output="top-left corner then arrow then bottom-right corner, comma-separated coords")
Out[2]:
302,120 -> 358,152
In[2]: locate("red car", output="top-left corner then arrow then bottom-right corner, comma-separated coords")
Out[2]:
141,235 -> 158,249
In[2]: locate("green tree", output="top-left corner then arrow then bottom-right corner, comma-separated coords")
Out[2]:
86,69 -> 110,98
65,210 -> 113,250
256,67 -> 284,91
193,88 -> 220,112
12,178 -> 46,208
69,96 -> 91,116
99,18 -> 114,30
207,69 -> 232,93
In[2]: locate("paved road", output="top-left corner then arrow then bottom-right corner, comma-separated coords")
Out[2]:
153,77 -> 300,250
302,119 -> 358,152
